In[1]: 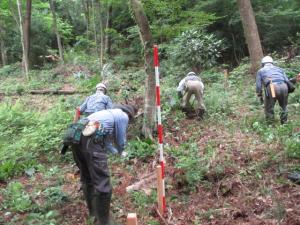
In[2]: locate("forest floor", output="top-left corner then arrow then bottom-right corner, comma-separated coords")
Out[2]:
0,64 -> 299,225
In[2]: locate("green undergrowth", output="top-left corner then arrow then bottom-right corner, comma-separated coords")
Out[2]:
0,101 -> 72,180
0,57 -> 299,224
0,179 -> 67,225
0,63 -> 103,95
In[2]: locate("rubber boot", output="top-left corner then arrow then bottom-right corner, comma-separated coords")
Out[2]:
93,192 -> 119,225
82,183 -> 95,216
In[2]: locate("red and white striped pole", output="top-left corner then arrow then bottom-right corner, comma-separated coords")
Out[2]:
153,45 -> 166,214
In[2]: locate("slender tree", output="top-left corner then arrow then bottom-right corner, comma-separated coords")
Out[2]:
16,0 -> 29,79
91,0 -> 99,53
237,0 -> 263,75
24,0 -> 31,65
129,0 -> 156,138
0,24 -> 7,66
105,3 -> 112,55
82,0 -> 91,39
49,0 -> 64,62
94,0 -> 104,70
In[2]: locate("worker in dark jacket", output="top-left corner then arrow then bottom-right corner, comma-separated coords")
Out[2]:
79,83 -> 113,116
72,104 -> 136,225
256,56 -> 291,124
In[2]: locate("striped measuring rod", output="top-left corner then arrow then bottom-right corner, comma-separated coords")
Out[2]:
153,44 -> 166,213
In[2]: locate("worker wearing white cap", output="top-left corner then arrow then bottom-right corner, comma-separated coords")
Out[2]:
256,56 -> 293,124
78,82 -> 113,116
177,71 -> 206,118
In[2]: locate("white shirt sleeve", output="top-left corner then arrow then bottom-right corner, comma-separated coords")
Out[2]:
176,78 -> 186,92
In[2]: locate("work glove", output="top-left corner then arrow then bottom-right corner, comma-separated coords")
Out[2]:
121,151 -> 128,158
297,73 -> 300,82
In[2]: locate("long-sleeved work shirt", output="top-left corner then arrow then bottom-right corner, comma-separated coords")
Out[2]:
256,63 -> 289,95
87,109 -> 128,154
177,75 -> 204,94
79,91 -> 113,114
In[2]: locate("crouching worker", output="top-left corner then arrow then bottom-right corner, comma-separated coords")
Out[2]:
177,71 -> 206,118
78,83 -> 113,117
65,104 -> 136,225
256,56 -> 296,124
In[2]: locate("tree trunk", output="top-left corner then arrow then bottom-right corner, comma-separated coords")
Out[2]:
24,0 -> 31,68
92,0 -> 101,72
129,0 -> 156,138
105,4 -> 112,55
0,40 -> 7,66
237,0 -> 263,75
96,0 -> 104,71
49,0 -> 64,62
85,0 -> 91,39
17,0 -> 29,79
0,25 -> 7,66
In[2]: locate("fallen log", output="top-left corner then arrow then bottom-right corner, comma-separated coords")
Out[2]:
29,89 -> 76,95
126,173 -> 156,193
30,89 -> 79,95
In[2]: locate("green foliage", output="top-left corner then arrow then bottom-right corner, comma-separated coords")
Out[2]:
130,191 -> 156,212
43,186 -> 68,209
251,120 -> 300,159
1,182 -> 33,212
126,138 -> 156,161
200,69 -> 224,83
0,102 -> 71,180
25,211 -> 59,225
0,63 -> 21,77
204,83 -> 233,118
167,142 -> 214,191
142,0 -> 218,41
169,29 -> 224,70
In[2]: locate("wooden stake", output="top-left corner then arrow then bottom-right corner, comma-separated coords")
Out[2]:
156,165 -> 164,215
126,213 -> 138,225
223,69 -> 229,89
270,81 -> 276,98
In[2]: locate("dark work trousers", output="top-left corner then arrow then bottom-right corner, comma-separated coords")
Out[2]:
264,82 -> 288,124
72,135 -> 112,194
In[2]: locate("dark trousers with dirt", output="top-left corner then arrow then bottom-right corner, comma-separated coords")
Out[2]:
264,82 -> 288,124
72,135 -> 113,225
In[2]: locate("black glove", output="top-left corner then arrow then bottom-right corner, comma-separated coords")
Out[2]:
259,96 -> 264,105
178,91 -> 183,99
60,144 -> 69,155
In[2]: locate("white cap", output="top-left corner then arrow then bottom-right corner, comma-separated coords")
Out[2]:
261,56 -> 273,64
96,83 -> 107,91
187,71 -> 196,76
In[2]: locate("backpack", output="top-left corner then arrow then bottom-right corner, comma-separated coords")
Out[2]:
63,118 -> 89,146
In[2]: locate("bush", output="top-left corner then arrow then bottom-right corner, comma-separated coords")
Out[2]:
169,29 -> 224,70
0,63 -> 21,77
